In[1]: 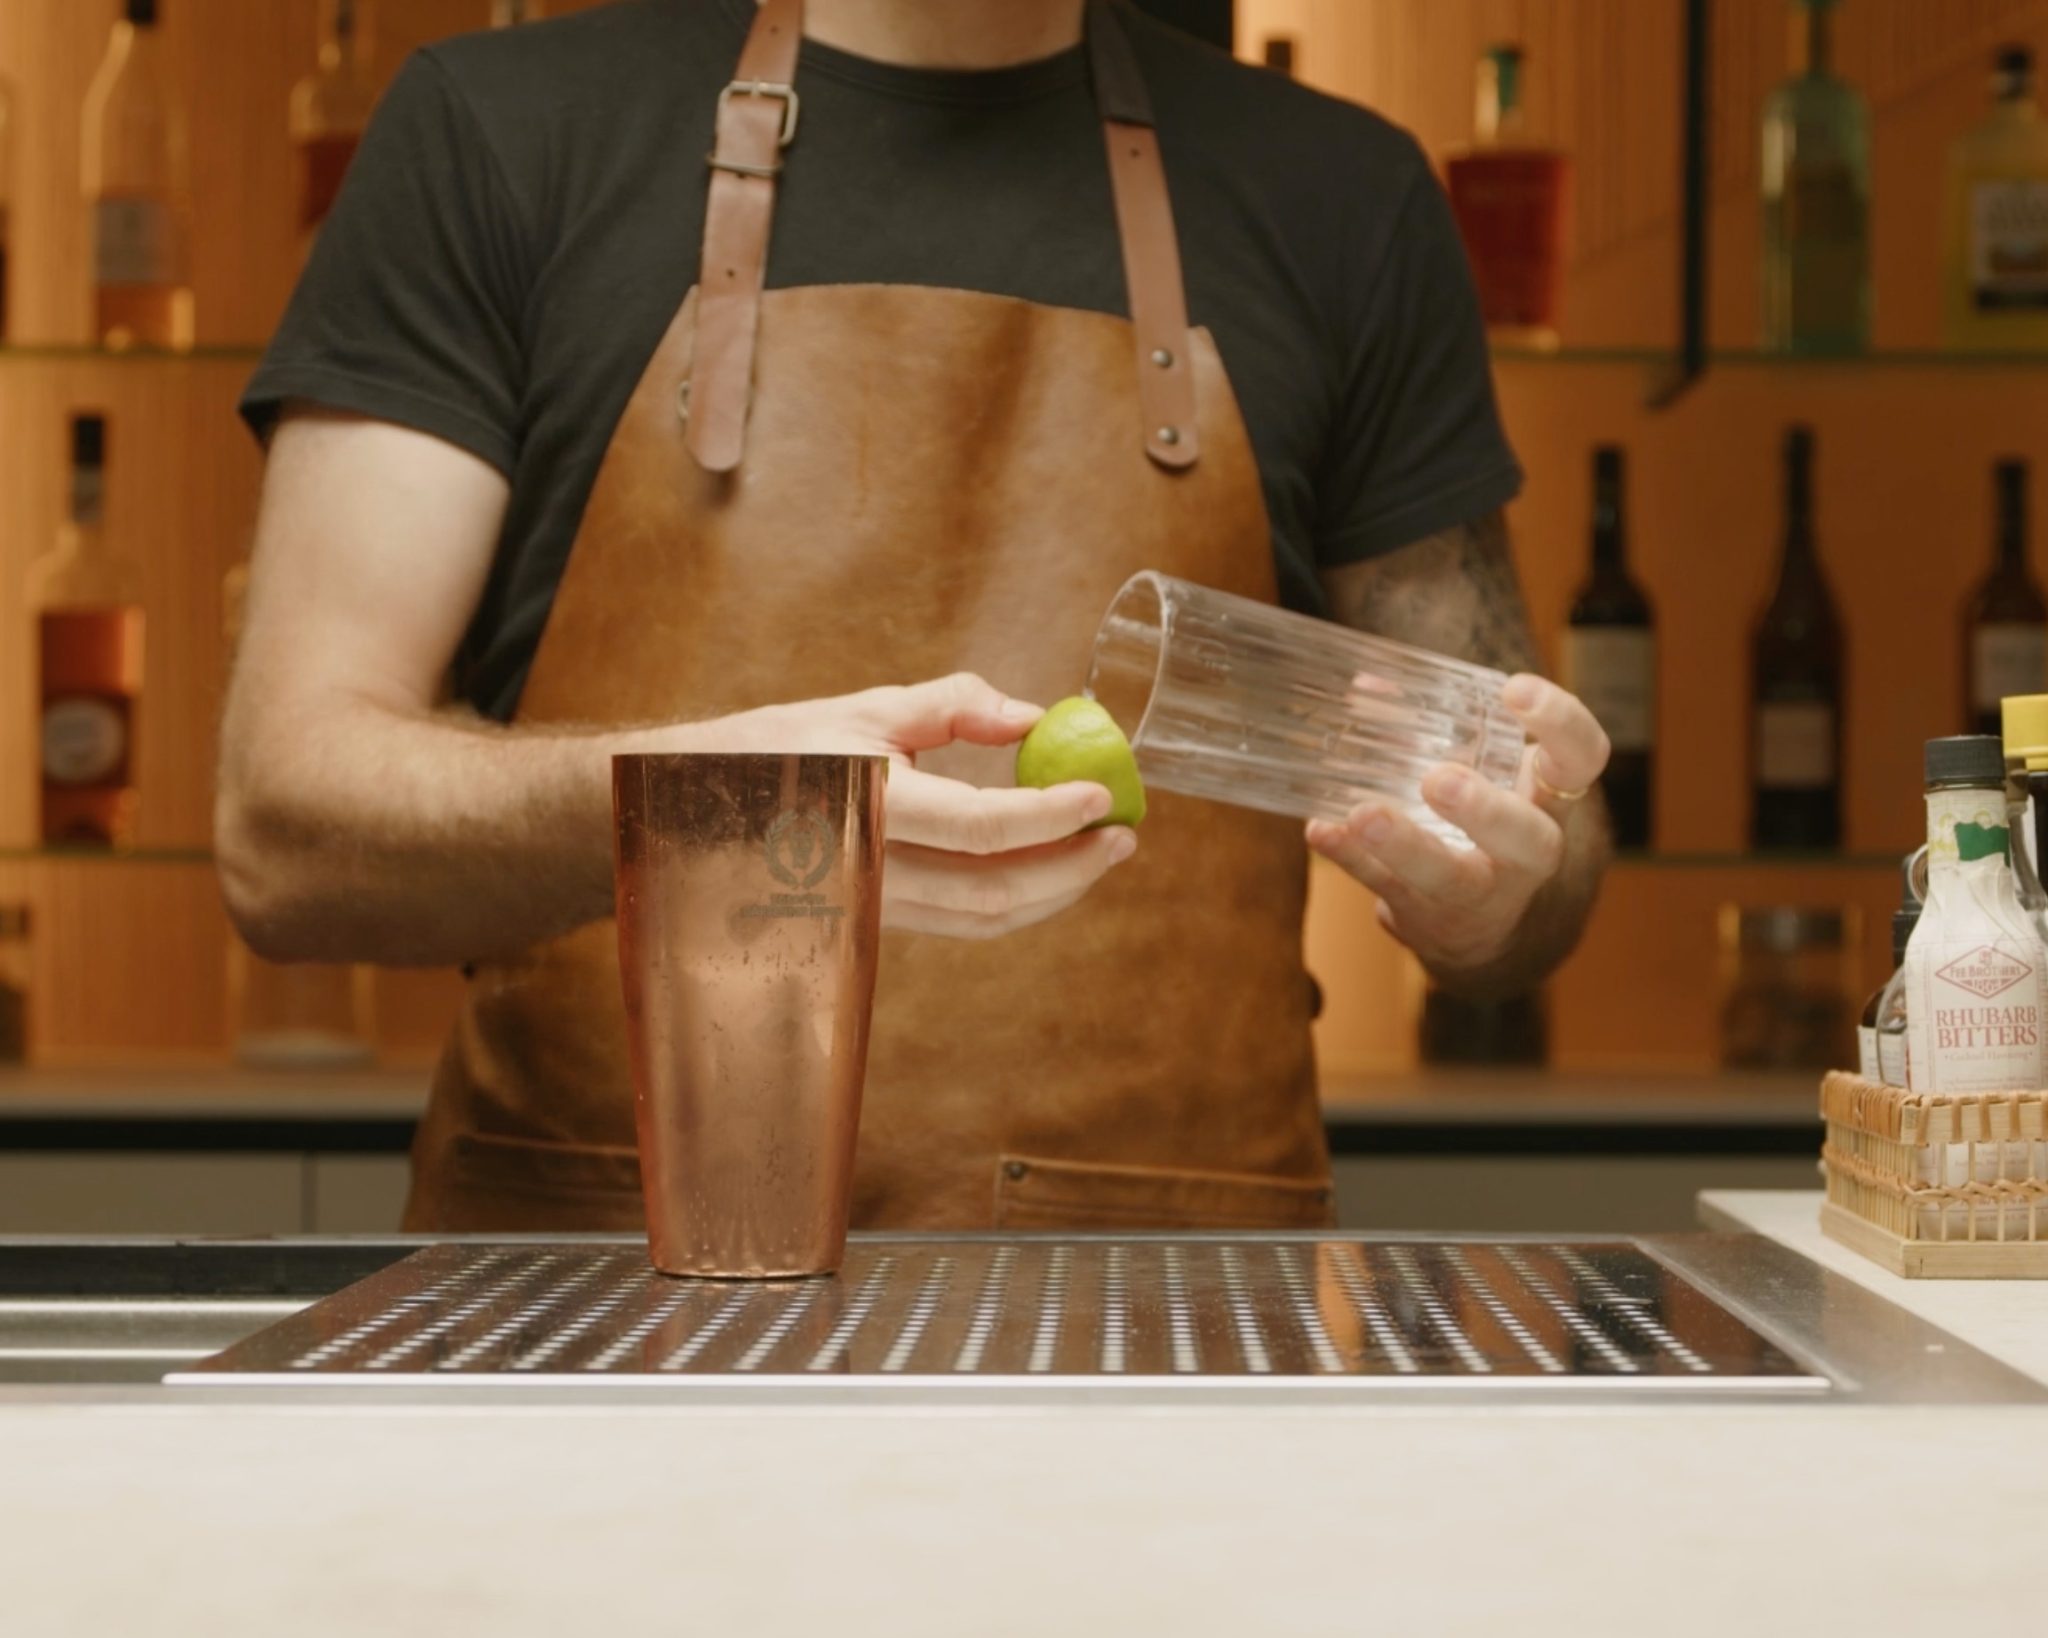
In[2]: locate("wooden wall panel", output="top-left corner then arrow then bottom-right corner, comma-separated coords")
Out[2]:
3,1 -> 2040,1073
0,2 -> 604,1065
1251,0 -> 2048,1072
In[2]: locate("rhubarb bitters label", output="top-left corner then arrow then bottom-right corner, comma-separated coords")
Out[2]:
1914,935 -> 2046,1091
1905,786 -> 2048,1093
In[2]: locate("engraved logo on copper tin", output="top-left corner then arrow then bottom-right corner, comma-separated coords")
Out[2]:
1936,944 -> 2034,1000
765,809 -> 836,891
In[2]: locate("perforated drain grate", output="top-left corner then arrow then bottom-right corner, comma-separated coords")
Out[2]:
173,1239 -> 1822,1391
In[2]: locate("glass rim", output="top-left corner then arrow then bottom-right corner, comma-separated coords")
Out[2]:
1085,569 -> 1175,750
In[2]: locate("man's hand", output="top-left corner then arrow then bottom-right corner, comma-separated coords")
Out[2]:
1306,674 -> 1608,983
1317,511 -> 1612,994
712,674 -> 1137,940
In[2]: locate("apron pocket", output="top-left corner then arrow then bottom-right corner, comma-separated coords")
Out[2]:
438,1130 -> 645,1230
993,1154 -> 1335,1231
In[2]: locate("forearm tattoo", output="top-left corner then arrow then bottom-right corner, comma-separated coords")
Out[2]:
1320,510 -> 1543,677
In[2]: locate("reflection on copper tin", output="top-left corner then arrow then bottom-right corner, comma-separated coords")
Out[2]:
613,753 -> 888,1279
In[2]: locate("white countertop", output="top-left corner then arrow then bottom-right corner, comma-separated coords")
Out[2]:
2,1196 -> 2043,1638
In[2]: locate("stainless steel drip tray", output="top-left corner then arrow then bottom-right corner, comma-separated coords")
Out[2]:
165,1234 -> 2047,1406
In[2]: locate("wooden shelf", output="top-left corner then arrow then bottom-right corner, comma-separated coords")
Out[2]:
0,847 -> 213,865
0,346 -> 266,364
1493,345 -> 2048,371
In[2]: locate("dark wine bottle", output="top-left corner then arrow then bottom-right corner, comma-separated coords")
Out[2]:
1962,458 -> 2047,736
1750,425 -> 1845,852
1562,446 -> 1655,850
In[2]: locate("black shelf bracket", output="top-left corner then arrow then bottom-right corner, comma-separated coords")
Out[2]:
1653,0 -> 1713,408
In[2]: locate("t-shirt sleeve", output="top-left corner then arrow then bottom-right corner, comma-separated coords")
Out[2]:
1315,136 -> 1524,566
239,50 -> 531,474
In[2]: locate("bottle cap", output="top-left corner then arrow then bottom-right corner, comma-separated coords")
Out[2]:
1925,734 -> 2006,789
127,0 -> 159,26
1593,445 -> 1623,485
71,413 -> 106,470
1997,43 -> 2033,80
2002,696 -> 2048,764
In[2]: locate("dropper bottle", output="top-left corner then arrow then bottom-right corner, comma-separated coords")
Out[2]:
2000,693 -> 2048,916
1868,849 -> 1923,1087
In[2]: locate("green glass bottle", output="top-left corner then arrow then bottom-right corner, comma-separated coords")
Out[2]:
1761,0 -> 1871,355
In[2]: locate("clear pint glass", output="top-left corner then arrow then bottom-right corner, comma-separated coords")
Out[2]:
1085,572 -> 1526,841
613,753 -> 888,1279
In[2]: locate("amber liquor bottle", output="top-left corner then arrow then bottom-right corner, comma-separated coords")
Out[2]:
1962,459 -> 2048,735
28,415 -> 144,847
1562,447 -> 1656,850
83,0 -> 193,350
1750,427 -> 1845,851
291,0 -> 377,238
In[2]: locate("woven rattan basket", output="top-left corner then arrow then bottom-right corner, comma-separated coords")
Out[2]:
1821,1071 -> 2048,1277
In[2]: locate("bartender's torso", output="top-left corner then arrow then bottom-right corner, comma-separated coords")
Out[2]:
245,0 -> 1520,724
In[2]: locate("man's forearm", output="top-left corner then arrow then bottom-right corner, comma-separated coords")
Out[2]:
217,696 -> 657,967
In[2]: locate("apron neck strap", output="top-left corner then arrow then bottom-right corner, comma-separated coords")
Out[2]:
689,0 -> 1201,475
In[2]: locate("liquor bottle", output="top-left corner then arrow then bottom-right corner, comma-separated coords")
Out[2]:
1903,735 -> 2048,1094
1445,44 -> 1571,350
1561,446 -> 1656,850
291,0 -> 377,240
490,0 -> 544,24
1750,427 -> 1845,852
1861,851 -> 1921,1084
1761,0 -> 1870,356
1964,460 -> 2048,736
2002,692 -> 2048,909
82,0 -> 194,352
1944,45 -> 2048,352
27,415 -> 144,847
1418,987 -> 1547,1067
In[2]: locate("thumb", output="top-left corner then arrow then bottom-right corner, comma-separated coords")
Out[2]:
874,672 -> 1044,754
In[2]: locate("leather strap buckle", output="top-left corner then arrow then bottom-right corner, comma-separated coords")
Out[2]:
717,79 -> 801,146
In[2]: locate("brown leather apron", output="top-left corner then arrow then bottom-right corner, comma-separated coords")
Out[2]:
404,0 -> 1333,1233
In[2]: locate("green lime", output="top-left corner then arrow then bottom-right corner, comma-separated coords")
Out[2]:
1015,697 -> 1147,829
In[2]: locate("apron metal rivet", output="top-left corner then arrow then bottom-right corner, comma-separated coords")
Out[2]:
1003,1161 -> 1028,1181
1157,426 -> 1181,446
1150,348 -> 1174,369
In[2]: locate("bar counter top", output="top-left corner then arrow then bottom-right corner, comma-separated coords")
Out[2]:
0,1193 -> 2041,1636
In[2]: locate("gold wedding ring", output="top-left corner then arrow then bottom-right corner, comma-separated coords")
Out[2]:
1533,769 -> 1591,805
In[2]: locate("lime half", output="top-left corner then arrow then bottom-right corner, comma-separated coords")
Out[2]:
1015,697 -> 1147,829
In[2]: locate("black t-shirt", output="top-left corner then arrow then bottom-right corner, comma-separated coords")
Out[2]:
241,0 -> 1522,721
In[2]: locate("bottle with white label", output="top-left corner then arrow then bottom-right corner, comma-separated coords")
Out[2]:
1963,460 -> 2047,736
1750,426 -> 1844,851
82,0 -> 193,351
26,414 -> 144,848
1904,736 -> 2048,1094
1562,447 -> 1655,850
1945,44 -> 2048,352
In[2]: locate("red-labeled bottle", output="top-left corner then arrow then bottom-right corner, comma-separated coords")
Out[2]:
1446,44 -> 1572,349
29,414 -> 144,848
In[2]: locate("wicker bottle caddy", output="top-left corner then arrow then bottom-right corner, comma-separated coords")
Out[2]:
1821,1070 -> 2048,1277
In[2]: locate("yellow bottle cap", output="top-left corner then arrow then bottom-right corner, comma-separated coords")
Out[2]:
2002,694 -> 2048,766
